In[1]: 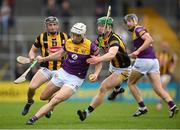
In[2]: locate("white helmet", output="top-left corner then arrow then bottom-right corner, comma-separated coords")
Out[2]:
71,23 -> 86,38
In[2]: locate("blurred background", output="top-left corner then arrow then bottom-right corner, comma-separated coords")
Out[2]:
0,0 -> 180,102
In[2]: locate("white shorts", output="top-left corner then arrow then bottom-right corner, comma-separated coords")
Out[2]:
39,67 -> 57,80
132,58 -> 160,75
109,62 -> 131,78
51,68 -> 84,92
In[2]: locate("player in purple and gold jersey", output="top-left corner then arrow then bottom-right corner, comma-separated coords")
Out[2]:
21,16 -> 69,117
124,13 -> 178,118
26,23 -> 102,125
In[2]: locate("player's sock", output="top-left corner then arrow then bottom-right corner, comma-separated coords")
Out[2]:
26,115 -> 38,125
45,110 -> 53,118
77,106 -> 94,121
168,101 -> 175,109
84,106 -> 94,116
138,101 -> 145,108
22,100 -> 34,116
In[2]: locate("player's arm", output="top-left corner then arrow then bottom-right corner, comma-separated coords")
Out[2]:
37,48 -> 64,63
29,35 -> 41,61
44,48 -> 64,61
89,49 -> 102,82
87,46 -> 118,64
129,32 -> 153,58
99,46 -> 118,61
93,47 -> 102,76
29,45 -> 38,61
137,32 -> 154,53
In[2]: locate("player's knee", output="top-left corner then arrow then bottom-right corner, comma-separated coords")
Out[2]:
99,84 -> 108,94
50,96 -> 64,106
29,83 -> 39,90
127,80 -> 135,87
40,94 -> 48,101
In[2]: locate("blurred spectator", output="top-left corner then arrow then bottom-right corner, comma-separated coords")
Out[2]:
0,0 -> 11,34
0,0 -> 2,7
122,0 -> 128,16
95,0 -> 106,18
156,41 -> 178,110
94,0 -> 106,33
6,0 -> 15,33
135,0 -> 143,8
95,0 -> 117,17
43,0 -> 59,16
60,0 -> 71,33
177,0 -> 180,40
109,0 -> 117,16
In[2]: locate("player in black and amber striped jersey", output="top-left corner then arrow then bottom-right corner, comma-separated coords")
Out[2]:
156,41 -> 177,110
21,16 -> 69,117
77,16 -> 131,121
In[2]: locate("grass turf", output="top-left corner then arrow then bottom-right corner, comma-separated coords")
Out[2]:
0,102 -> 179,129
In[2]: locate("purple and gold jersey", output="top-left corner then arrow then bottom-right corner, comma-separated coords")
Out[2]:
62,38 -> 99,79
132,25 -> 156,59
34,32 -> 69,70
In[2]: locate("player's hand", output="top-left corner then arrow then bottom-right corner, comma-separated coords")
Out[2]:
86,55 -> 101,64
128,50 -> 139,58
36,55 -> 44,63
88,73 -> 98,82
29,57 -> 35,63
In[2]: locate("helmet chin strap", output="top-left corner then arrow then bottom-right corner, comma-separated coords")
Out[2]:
128,26 -> 135,32
73,39 -> 84,44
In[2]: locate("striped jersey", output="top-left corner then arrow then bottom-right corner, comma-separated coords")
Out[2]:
158,51 -> 175,75
98,32 -> 131,68
34,32 -> 69,70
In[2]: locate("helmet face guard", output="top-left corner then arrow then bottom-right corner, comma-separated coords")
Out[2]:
71,23 -> 86,37
97,16 -> 113,35
123,13 -> 138,32
44,16 -> 59,34
124,13 -> 138,25
44,16 -> 59,25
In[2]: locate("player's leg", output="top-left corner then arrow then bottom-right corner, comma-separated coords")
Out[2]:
128,70 -> 147,117
107,63 -> 127,100
26,84 -> 74,125
148,73 -> 178,118
156,74 -> 171,110
77,72 -> 125,121
22,69 -> 48,116
107,80 -> 126,100
40,81 -> 60,118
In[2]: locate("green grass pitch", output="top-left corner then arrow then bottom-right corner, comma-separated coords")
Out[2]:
0,102 -> 179,129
